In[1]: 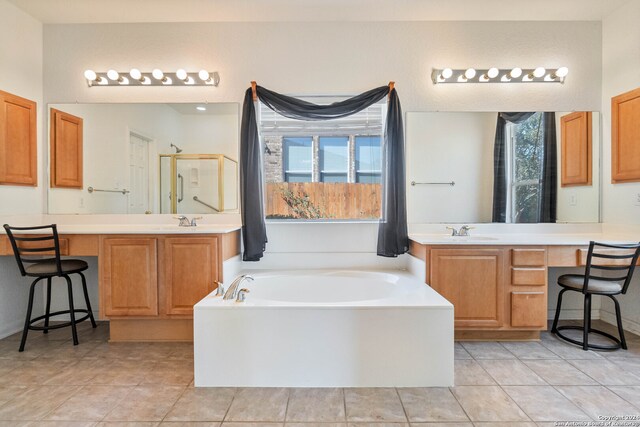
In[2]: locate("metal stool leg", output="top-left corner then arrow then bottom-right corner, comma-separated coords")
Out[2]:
64,275 -> 79,346
19,277 -> 42,352
43,277 -> 52,334
551,288 -> 567,333
583,293 -> 592,351
78,272 -> 97,328
611,295 -> 627,350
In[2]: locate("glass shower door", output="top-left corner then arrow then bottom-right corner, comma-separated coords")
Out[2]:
176,157 -> 220,214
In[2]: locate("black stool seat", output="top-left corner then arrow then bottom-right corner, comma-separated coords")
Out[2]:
552,241 -> 640,351
25,259 -> 88,277
3,223 -> 97,352
558,274 -> 623,294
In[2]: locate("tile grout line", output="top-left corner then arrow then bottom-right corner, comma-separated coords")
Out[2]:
394,387 -> 410,424
159,383 -> 190,423
341,387 -> 348,424
283,387 -> 291,425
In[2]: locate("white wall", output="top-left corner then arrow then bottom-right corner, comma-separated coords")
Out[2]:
600,0 -> 640,335
0,0 -> 44,338
555,111 -> 601,223
406,112 -> 495,223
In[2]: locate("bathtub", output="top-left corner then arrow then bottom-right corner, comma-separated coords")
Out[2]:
194,270 -> 454,387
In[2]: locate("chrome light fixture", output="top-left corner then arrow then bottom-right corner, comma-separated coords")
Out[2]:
432,67 -> 568,84
84,68 -> 220,87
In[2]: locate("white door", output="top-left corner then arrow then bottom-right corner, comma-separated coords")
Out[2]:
129,133 -> 150,214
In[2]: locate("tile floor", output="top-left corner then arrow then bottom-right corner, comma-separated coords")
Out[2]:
0,320 -> 639,426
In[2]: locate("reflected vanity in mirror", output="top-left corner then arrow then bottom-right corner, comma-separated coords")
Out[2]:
406,111 -> 600,224
47,103 -> 239,215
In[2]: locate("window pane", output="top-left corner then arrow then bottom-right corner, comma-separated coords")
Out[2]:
356,172 -> 381,184
320,137 -> 348,183
513,113 -> 544,182
356,136 -> 381,172
513,184 -> 540,223
285,173 -> 312,183
284,137 -> 312,175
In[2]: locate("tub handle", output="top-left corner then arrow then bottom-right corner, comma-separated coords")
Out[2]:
214,281 -> 224,297
236,288 -> 250,303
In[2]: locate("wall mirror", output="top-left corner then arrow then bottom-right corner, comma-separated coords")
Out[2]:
406,111 -> 601,224
47,102 -> 239,215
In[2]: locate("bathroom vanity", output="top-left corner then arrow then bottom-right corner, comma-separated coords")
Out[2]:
0,225 -> 241,341
409,232 -> 639,340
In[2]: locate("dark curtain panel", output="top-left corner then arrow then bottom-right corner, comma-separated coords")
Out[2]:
491,112 -> 536,223
239,84 -> 408,260
377,89 -> 408,257
240,88 -> 268,261
539,112 -> 557,223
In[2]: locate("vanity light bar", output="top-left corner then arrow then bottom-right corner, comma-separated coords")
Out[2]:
431,67 -> 568,84
83,69 -> 220,87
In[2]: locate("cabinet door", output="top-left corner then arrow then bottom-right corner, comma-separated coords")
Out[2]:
101,237 -> 158,317
430,248 -> 505,328
0,90 -> 37,186
511,292 -> 546,328
50,108 -> 83,188
162,236 -> 220,316
561,111 -> 592,187
612,87 -> 640,183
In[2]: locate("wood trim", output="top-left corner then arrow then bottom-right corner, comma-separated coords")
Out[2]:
109,318 -> 193,342
560,111 -> 592,187
455,330 -> 540,341
0,234 -> 98,256
409,240 -> 426,261
612,87 -> 640,183
50,108 -> 83,189
577,248 -> 640,266
0,90 -> 37,186
547,245 -> 585,267
251,81 -> 257,101
221,230 -> 241,261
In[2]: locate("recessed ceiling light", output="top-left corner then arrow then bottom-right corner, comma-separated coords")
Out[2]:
196,106 -> 207,111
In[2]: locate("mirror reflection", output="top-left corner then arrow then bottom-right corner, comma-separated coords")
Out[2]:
47,103 -> 239,214
406,111 -> 600,224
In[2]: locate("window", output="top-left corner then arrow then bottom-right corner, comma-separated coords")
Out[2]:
355,136 -> 381,183
260,98 -> 385,220
283,137 -> 312,182
319,137 -> 348,182
506,112 -> 544,223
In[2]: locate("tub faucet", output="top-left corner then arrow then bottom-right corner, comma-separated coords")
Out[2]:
223,274 -> 254,300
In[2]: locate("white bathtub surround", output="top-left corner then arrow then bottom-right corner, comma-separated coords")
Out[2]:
194,270 -> 454,387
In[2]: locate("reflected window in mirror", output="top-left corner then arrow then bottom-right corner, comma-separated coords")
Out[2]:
261,99 -> 385,220
506,112 -> 545,223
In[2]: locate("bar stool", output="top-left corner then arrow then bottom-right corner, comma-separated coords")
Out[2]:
551,241 -> 640,351
3,224 -> 97,352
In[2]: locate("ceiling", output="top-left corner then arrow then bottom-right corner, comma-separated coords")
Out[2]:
8,0 -> 626,24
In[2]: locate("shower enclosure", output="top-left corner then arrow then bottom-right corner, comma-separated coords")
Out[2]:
160,154 -> 238,214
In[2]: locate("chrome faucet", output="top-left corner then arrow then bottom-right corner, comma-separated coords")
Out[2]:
173,215 -> 202,227
223,274 -> 254,300
446,225 -> 475,237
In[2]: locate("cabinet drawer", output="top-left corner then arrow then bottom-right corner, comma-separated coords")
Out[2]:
511,249 -> 546,266
511,292 -> 546,328
577,248 -> 640,266
511,267 -> 546,286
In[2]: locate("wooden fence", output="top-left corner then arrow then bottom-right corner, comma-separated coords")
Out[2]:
266,182 -> 381,219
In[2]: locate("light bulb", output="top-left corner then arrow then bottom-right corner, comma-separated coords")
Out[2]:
533,67 -> 546,78
555,67 -> 569,78
198,70 -> 210,81
441,68 -> 453,79
464,68 -> 476,79
129,68 -> 142,80
152,69 -> 164,80
176,69 -> 188,81
509,67 -> 523,79
487,67 -> 499,79
107,69 -> 120,81
84,69 -> 97,81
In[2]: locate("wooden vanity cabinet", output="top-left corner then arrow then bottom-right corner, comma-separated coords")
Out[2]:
160,236 -> 220,316
419,244 -> 550,338
0,90 -> 37,186
429,248 -> 505,329
100,234 -> 222,319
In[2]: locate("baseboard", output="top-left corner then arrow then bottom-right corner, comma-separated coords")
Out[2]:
547,309 -> 600,321
600,309 -> 640,336
0,319 -> 23,340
